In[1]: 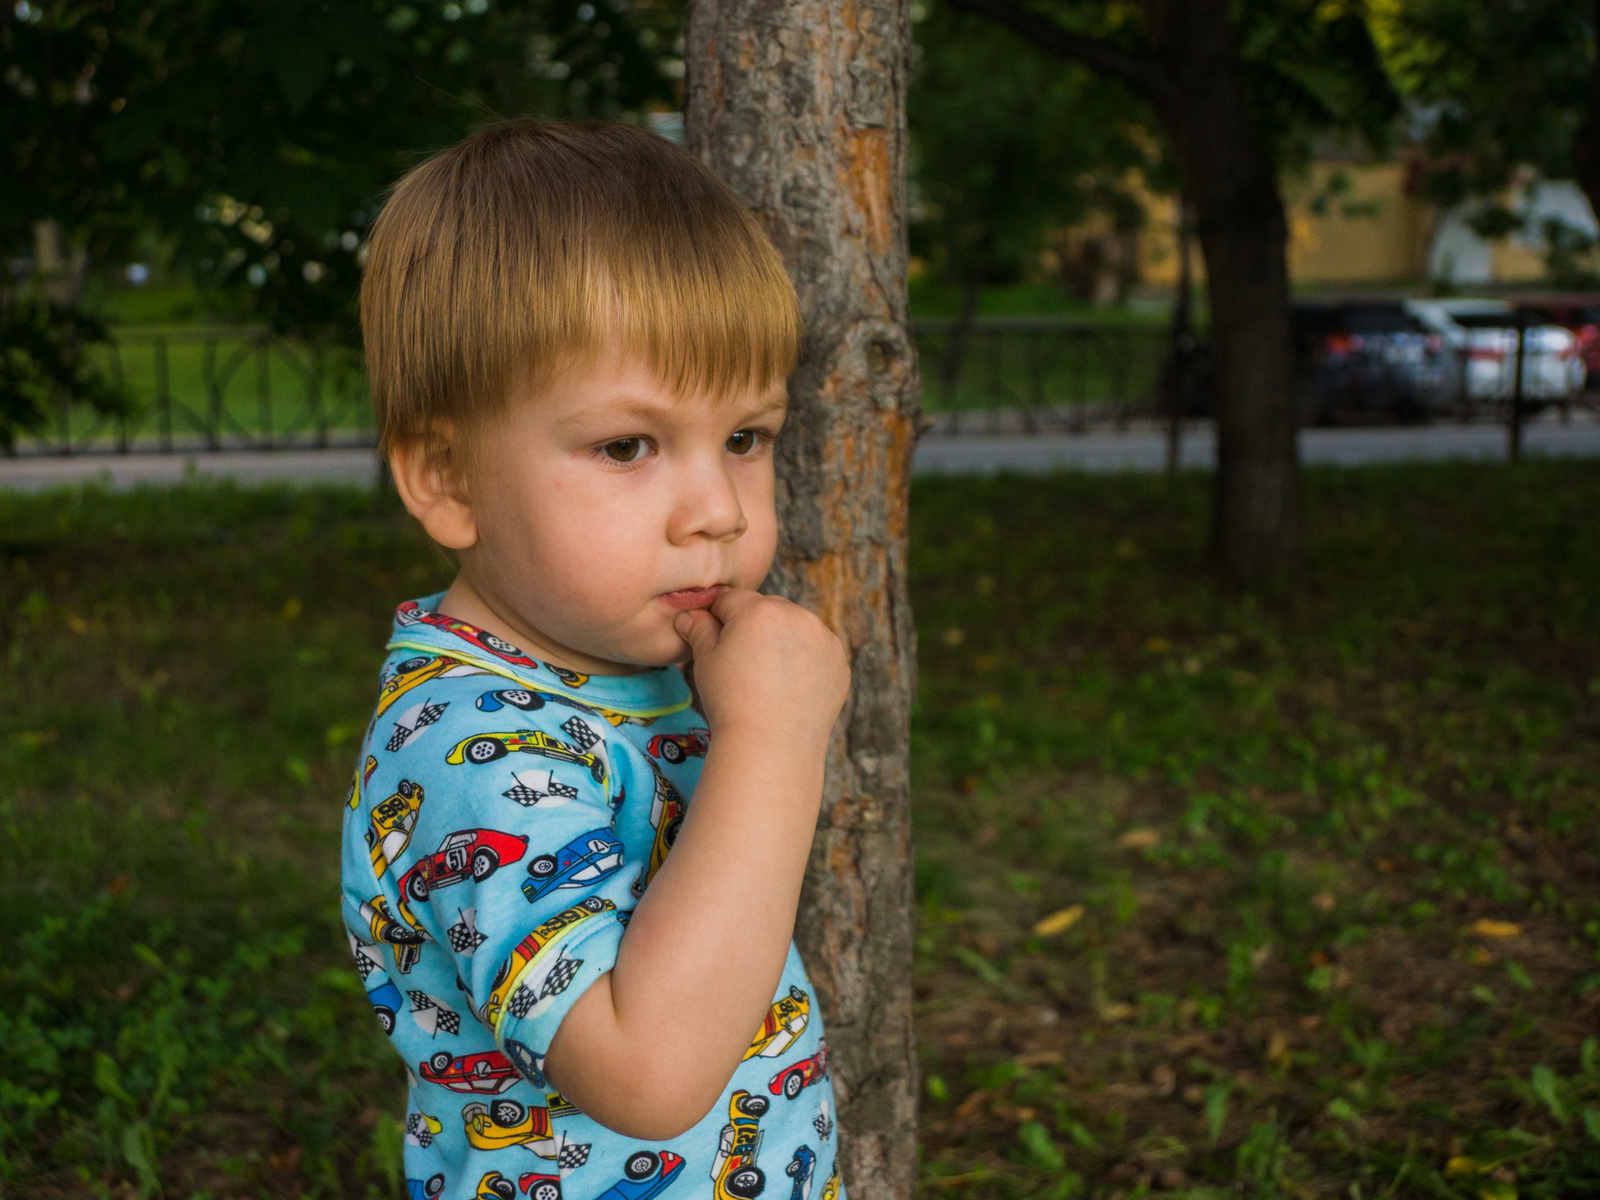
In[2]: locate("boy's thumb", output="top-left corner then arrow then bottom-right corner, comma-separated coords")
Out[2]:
673,609 -> 720,657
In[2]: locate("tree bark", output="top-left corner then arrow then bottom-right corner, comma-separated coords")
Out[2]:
946,0 -> 1302,578
684,8 -> 921,1200
1572,0 -> 1600,228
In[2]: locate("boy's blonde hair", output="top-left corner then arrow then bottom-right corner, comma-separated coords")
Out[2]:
361,120 -> 800,457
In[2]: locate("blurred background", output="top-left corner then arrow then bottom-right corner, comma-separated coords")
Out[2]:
4,2 -> 1600,1198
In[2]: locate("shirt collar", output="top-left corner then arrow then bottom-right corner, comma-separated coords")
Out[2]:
386,592 -> 693,719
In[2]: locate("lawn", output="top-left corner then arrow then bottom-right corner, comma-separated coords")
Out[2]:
2,463 -> 1599,1198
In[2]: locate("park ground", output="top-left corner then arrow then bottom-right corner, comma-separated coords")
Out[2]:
2,463 -> 1599,1198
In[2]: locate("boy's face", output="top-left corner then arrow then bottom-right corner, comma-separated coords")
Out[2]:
420,348 -> 788,675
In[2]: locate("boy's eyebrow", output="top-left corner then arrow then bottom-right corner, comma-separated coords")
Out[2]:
562,392 -> 789,430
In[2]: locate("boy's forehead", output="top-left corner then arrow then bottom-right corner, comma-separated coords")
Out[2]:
549,354 -> 789,425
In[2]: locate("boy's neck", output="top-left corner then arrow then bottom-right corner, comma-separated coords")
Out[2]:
434,572 -> 651,677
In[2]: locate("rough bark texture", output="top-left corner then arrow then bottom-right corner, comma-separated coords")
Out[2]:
683,7 -> 921,1200
946,0 -> 1302,578
1573,0 -> 1600,230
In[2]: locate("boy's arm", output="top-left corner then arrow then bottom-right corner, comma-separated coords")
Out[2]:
544,588 -> 849,1140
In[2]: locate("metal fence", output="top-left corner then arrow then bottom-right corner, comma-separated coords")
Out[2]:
10,327 -> 376,456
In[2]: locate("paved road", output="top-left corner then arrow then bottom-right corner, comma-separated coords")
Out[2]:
4,418 -> 1599,492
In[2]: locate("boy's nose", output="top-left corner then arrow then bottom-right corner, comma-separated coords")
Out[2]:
667,459 -> 747,544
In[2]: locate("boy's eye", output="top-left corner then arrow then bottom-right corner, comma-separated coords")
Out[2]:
726,430 -> 761,456
602,438 -> 646,462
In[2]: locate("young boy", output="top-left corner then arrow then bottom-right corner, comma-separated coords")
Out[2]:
341,121 -> 851,1200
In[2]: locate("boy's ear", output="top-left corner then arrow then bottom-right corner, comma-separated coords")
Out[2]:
389,429 -> 478,551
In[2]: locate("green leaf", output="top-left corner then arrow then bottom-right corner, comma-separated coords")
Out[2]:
1017,1120 -> 1065,1170
1582,1108 -> 1600,1142
1530,1063 -> 1567,1125
1505,959 -> 1535,991
94,1053 -> 135,1107
121,1120 -> 161,1198
1204,1082 -> 1231,1144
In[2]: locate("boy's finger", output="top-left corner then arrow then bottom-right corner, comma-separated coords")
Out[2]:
673,608 -> 722,658
708,586 -> 762,623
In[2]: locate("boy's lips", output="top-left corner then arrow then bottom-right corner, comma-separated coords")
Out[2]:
658,584 -> 726,611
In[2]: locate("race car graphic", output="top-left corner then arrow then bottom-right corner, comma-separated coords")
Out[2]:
632,767 -> 686,898
363,754 -> 379,784
346,768 -> 361,811
396,601 -> 546,671
647,728 -> 710,764
360,895 -> 427,974
477,1174 -> 517,1200
479,687 -> 641,730
400,828 -> 529,903
785,1147 -> 817,1200
520,1172 -> 564,1200
408,1175 -> 445,1200
710,1091 -> 770,1200
545,664 -> 590,689
523,828 -> 625,903
743,986 -> 811,1061
366,978 -> 404,1035
503,1038 -> 547,1087
406,1109 -> 444,1148
446,729 -> 606,783
462,1097 -> 554,1153
817,1165 -> 839,1200
420,1048 -> 519,1094
377,653 -> 489,718
479,896 -> 617,1029
595,1150 -> 686,1200
366,779 -> 424,877
768,1040 -> 829,1100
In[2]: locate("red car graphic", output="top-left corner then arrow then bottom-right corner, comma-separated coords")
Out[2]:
396,600 -> 545,670
418,1048 -> 519,1094
401,828 -> 529,903
647,728 -> 710,764
767,1040 -> 829,1100
520,1173 -> 563,1200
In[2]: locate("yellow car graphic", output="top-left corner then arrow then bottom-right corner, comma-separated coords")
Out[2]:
462,1098 -> 553,1153
360,894 -> 427,974
479,896 -> 616,1030
710,1090 -> 770,1200
743,985 -> 810,1061
633,766 -> 687,897
376,654 -> 486,718
366,779 -> 424,877
446,730 -> 606,783
818,1166 -> 840,1200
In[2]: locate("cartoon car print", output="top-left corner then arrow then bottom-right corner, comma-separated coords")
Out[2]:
396,601 -> 548,671
420,1048 -> 520,1094
743,986 -> 811,1061
595,1150 -> 686,1200
447,730 -> 607,783
462,1097 -> 554,1153
503,1038 -> 547,1087
477,688 -> 555,714
711,1091 -> 770,1200
647,728 -> 710,764
520,1174 -> 563,1200
479,896 -> 617,1029
817,1166 -> 839,1200
408,1175 -> 445,1200
360,895 -> 427,974
768,1040 -> 829,1100
367,978 -> 404,1035
546,664 -> 589,688
377,653 -> 487,717
785,1148 -> 816,1200
401,828 -> 529,903
367,779 -> 425,877
523,828 -> 626,903
633,768 -> 687,898
476,1172 -> 518,1200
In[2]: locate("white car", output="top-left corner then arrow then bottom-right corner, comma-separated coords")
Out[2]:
1405,299 -> 1586,403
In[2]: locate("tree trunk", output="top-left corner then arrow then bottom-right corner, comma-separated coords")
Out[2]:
1572,0 -> 1600,227
684,8 -> 921,1200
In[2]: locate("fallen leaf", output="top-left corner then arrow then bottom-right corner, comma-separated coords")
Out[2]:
1470,919 -> 1522,939
1311,892 -> 1336,912
1118,828 -> 1160,850
941,628 -> 966,646
1014,1050 -> 1063,1068
1100,1002 -> 1136,1023
952,1089 -> 989,1120
1298,1014 -> 1323,1031
1267,1032 -> 1291,1066
1149,1063 -> 1176,1095
1033,905 -> 1084,937
1471,946 -> 1494,965
1309,949 -> 1330,967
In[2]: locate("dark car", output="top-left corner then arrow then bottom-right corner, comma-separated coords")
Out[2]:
1291,300 -> 1455,424
1513,294 -> 1600,387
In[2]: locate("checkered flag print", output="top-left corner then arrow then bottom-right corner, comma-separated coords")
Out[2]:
507,982 -> 538,1020
540,952 -> 583,1000
502,771 -> 580,808
348,935 -> 383,981
406,991 -> 462,1037
556,1141 -> 592,1171
813,1106 -> 834,1142
560,716 -> 600,751
386,699 -> 448,752
447,908 -> 487,954
406,1111 -> 436,1147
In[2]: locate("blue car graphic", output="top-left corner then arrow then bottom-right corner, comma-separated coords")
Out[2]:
595,1150 -> 686,1200
786,1148 -> 817,1200
522,828 -> 625,903
406,1174 -> 444,1200
368,979 -> 404,1035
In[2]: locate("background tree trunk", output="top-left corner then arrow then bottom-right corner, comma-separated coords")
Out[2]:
684,7 -> 921,1200
1572,0 -> 1600,225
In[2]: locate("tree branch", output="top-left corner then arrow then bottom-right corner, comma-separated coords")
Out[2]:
941,0 -> 1176,109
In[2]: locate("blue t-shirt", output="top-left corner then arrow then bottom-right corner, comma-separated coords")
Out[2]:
341,595 -> 841,1200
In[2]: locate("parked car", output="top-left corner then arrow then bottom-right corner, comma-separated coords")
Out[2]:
1404,299 -> 1586,404
1511,294 -> 1600,388
1291,300 -> 1456,424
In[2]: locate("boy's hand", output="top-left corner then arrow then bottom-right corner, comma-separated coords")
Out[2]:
673,589 -> 849,745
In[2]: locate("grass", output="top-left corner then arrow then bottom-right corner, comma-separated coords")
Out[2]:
1,462 -> 1598,1197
